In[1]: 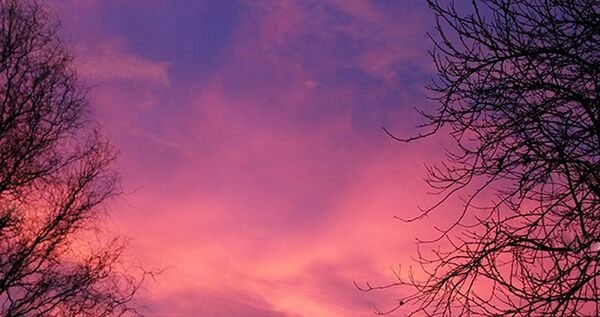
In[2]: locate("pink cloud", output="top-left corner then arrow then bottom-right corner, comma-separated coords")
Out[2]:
146,288 -> 300,317
246,0 -> 433,88
76,40 -> 171,87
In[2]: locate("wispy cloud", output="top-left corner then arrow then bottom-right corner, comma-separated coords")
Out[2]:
76,40 -> 171,87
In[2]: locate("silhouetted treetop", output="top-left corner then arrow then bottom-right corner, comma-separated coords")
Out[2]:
367,1 -> 600,316
0,1 -> 144,316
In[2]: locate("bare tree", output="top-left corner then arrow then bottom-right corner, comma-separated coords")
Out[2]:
0,0 -> 144,316
358,0 -> 600,316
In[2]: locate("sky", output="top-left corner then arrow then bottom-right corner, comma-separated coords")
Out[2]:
47,1 -> 451,316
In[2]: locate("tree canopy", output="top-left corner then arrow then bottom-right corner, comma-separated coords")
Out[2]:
0,1 -> 143,315
363,0 -> 600,315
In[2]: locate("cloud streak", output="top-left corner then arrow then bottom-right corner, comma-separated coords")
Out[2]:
76,40 -> 171,86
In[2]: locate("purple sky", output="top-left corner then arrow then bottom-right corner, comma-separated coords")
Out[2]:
47,1 -> 452,316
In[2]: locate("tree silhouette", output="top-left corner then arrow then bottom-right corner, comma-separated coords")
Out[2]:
358,0 -> 600,315
0,1 -> 144,315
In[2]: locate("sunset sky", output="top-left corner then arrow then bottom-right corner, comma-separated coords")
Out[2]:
47,1 -> 451,316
